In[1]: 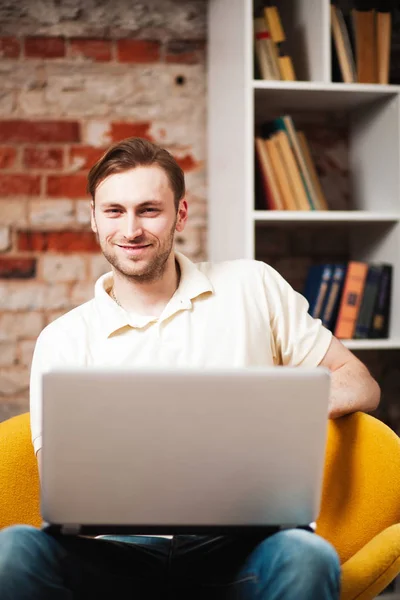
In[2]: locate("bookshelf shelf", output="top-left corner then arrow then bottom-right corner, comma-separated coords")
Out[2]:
253,82 -> 400,112
343,339 -> 400,351
253,211 -> 400,224
208,0 -> 399,346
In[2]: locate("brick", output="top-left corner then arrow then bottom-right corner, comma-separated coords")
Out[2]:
0,174 -> 41,196
69,146 -> 106,171
0,312 -> 44,341
18,340 -> 36,367
0,401 -> 28,422
41,255 -> 87,282
23,147 -> 63,169
84,121 -> 112,147
46,174 -> 88,198
117,40 -> 160,63
75,199 -> 91,226
166,40 -> 205,64
173,154 -> 200,172
0,258 -> 37,279
0,282 -> 70,310
0,367 -> 29,396
0,121 -> 80,143
71,282 -> 94,306
174,226 -> 202,258
89,254 -> 111,280
0,227 -> 10,252
110,122 -> 153,142
0,342 -> 17,367
0,147 -> 17,169
29,199 -> 75,229
69,38 -> 112,62
0,37 -> 20,59
24,37 -> 66,59
0,200 -> 27,226
18,231 -> 99,253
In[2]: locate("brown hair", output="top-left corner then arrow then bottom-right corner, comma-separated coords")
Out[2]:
87,137 -> 185,211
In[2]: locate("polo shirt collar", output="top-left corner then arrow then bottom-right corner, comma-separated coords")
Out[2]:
94,252 -> 213,338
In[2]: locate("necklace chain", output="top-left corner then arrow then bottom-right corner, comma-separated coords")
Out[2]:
110,287 -> 121,307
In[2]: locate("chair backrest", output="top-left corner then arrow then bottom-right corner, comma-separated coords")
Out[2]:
0,412 -> 41,529
316,411 -> 400,564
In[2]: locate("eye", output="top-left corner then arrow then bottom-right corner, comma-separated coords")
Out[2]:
142,208 -> 159,214
105,208 -> 122,215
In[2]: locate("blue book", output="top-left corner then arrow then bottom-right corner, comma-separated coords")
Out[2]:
320,264 -> 347,331
303,264 -> 334,319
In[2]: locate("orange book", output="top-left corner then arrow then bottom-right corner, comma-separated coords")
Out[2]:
334,262 -> 368,339
255,137 -> 284,210
274,130 -> 311,210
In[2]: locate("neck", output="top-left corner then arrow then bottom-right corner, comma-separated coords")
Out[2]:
111,253 -> 180,317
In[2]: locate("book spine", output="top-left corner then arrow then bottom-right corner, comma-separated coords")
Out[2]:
321,264 -> 347,331
369,265 -> 392,338
354,265 -> 382,339
334,261 -> 368,339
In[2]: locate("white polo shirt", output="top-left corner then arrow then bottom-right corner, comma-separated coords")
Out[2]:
30,252 -> 332,454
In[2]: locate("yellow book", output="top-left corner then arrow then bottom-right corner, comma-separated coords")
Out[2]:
274,130 -> 311,211
266,137 -> 296,210
297,131 -> 329,210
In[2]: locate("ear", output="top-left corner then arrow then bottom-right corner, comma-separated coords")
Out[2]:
175,198 -> 188,233
90,201 -> 97,234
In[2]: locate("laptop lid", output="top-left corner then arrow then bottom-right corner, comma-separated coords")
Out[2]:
40,367 -> 330,535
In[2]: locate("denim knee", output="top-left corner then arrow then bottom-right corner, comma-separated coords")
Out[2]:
266,528 -> 341,585
0,524 -> 65,583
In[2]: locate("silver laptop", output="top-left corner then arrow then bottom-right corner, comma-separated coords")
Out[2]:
40,367 -> 330,536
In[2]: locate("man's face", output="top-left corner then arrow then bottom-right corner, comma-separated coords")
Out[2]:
91,166 -> 187,282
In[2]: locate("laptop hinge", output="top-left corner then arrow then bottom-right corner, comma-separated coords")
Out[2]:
61,524 -> 82,535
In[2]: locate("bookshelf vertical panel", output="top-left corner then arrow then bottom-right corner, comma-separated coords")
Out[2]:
208,0 -> 253,261
350,95 -> 400,212
276,0 -> 331,83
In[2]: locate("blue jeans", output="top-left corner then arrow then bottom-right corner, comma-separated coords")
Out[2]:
0,525 -> 340,599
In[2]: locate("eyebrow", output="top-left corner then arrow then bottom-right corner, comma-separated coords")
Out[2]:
99,199 -> 164,208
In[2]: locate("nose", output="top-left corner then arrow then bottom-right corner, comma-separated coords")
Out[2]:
124,212 -> 143,240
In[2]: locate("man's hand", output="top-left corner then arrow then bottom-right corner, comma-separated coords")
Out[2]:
319,335 -> 380,419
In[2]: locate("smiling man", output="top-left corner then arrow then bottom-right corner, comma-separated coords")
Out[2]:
0,137 -> 380,600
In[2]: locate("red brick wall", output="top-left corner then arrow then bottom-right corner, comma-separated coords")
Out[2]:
0,25 -> 207,420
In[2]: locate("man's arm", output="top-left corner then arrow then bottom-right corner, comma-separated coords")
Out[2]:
319,335 -> 380,419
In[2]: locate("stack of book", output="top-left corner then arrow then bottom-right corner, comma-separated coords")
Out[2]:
302,262 -> 392,339
331,1 -> 392,84
255,116 -> 329,211
254,4 -> 296,81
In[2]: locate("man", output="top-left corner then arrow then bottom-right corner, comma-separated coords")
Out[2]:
0,138 -> 380,600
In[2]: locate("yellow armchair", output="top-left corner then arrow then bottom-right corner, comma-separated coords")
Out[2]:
0,411 -> 399,599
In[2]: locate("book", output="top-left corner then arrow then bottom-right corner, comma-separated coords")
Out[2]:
376,1 -> 392,84
330,4 -> 357,83
354,264 -> 383,338
273,129 -> 311,211
303,264 -> 334,319
279,116 -> 319,210
352,1 -> 377,83
297,132 -> 329,210
266,136 -> 298,210
264,5 -> 296,81
334,261 -> 369,339
255,137 -> 284,210
369,264 -> 392,338
321,264 -> 347,332
254,17 -> 280,80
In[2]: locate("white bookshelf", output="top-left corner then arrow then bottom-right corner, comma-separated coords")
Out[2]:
208,0 -> 400,351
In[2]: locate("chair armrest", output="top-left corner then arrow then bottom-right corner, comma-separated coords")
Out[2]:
340,524 -> 400,600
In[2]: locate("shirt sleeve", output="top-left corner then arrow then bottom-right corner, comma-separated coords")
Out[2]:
261,262 -> 333,367
29,326 -> 72,455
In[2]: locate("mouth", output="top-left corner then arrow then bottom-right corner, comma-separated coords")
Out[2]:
116,244 -> 151,256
